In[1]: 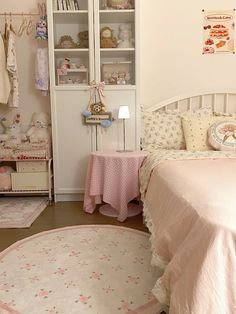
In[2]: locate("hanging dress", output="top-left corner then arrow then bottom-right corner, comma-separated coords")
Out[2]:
7,30 -> 19,108
0,33 -> 10,104
35,47 -> 49,96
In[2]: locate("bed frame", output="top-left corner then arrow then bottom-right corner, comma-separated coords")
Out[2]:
145,90 -> 236,114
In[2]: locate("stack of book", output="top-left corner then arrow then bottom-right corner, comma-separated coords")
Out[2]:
54,0 -> 80,10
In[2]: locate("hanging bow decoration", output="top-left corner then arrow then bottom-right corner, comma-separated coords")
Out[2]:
82,81 -> 113,128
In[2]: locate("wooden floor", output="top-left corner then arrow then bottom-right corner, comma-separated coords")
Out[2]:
0,201 -> 148,252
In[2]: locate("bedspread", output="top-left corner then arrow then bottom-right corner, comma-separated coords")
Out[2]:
139,150 -> 236,314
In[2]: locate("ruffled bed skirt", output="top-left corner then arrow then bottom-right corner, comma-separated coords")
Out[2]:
142,200 -> 170,310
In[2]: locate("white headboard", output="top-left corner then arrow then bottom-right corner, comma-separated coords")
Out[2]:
146,90 -> 236,114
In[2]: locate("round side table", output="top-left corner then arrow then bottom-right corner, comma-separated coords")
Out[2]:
83,150 -> 149,222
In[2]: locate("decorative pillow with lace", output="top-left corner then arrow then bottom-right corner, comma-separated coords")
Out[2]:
208,121 -> 236,151
182,116 -> 236,151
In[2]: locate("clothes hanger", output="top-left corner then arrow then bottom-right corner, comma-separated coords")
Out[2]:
9,13 -> 16,35
18,13 -> 28,37
4,12 -> 8,40
26,14 -> 34,35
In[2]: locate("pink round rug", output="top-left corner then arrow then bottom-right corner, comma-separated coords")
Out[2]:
0,225 -> 161,314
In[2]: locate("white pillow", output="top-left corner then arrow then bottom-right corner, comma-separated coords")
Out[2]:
208,121 -> 236,151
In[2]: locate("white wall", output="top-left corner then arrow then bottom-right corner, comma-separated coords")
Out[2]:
140,0 -> 236,107
2,1 -> 235,117
0,0 -> 50,129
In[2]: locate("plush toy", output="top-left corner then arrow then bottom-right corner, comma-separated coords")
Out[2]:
78,31 -> 89,48
60,58 -> 71,70
117,24 -> 135,48
0,166 -> 14,191
35,3 -> 48,40
105,0 -> 134,9
55,35 -> 79,49
100,27 -> 117,48
26,112 -> 51,144
0,114 -> 26,146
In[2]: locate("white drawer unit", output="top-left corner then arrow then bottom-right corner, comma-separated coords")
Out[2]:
11,172 -> 49,191
16,161 -> 48,173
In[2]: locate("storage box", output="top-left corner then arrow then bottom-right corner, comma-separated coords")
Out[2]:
101,61 -> 133,85
16,161 -> 48,173
11,172 -> 49,191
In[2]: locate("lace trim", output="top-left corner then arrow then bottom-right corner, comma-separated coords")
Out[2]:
143,200 -> 170,306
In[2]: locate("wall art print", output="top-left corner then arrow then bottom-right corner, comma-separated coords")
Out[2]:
202,9 -> 235,54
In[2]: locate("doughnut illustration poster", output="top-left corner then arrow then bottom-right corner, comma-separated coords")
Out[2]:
202,10 -> 235,54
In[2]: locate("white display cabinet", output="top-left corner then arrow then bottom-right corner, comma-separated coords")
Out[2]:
47,0 -> 139,201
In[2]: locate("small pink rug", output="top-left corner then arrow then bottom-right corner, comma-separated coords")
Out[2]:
0,197 -> 48,228
0,225 -> 162,314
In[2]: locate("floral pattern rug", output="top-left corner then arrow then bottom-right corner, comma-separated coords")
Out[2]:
0,197 -> 48,228
0,225 -> 161,314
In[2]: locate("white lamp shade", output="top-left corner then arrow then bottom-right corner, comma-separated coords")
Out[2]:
118,105 -> 130,119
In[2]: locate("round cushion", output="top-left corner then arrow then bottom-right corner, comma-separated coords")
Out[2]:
208,121 -> 236,151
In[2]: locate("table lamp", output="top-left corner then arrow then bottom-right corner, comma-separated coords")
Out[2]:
117,105 -> 131,152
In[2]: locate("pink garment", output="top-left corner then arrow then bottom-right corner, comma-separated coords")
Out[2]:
144,158 -> 236,314
83,151 -> 148,222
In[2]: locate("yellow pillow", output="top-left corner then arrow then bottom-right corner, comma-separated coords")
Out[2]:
182,116 -> 236,151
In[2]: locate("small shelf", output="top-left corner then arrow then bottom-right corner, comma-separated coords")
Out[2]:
0,190 -> 49,194
100,48 -> 135,58
53,10 -> 88,13
104,85 -> 136,90
0,158 -> 51,162
54,48 -> 89,58
54,85 -> 89,91
99,10 -> 135,23
53,10 -> 88,24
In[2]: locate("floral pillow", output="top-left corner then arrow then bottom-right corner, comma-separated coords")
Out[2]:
208,121 -> 236,151
141,106 -> 212,150
141,111 -> 185,150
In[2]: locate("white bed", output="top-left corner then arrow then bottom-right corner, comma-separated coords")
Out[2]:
140,91 -> 236,314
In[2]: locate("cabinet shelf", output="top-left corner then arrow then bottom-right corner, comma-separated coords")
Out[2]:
53,10 -> 88,24
54,48 -> 89,58
99,10 -> 134,23
53,10 -> 88,13
100,48 -> 135,58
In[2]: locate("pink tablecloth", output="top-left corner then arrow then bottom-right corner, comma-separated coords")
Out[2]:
83,151 -> 148,222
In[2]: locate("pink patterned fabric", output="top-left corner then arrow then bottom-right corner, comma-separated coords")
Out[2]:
83,151 -> 148,222
0,225 -> 161,314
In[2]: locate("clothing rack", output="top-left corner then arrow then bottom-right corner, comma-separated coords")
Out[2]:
0,12 -> 39,16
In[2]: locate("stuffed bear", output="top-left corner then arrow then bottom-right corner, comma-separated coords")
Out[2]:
26,112 -> 51,144
78,31 -> 89,48
0,113 -> 26,146
117,24 -> 135,48
105,0 -> 134,9
0,166 -> 14,191
100,27 -> 117,48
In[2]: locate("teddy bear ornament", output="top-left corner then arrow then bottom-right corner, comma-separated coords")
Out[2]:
0,113 -> 26,146
26,112 -> 51,144
117,24 -> 134,48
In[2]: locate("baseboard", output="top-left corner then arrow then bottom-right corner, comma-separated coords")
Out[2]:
54,194 -> 84,202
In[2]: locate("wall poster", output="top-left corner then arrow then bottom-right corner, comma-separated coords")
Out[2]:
202,10 -> 235,54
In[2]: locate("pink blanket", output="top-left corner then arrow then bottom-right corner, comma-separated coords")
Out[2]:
141,153 -> 236,313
